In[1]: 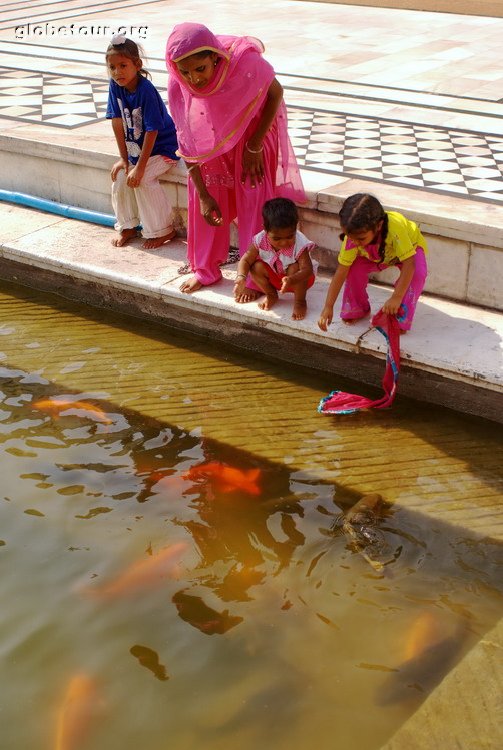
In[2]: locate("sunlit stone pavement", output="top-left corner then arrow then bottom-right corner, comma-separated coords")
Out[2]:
0,0 -> 502,204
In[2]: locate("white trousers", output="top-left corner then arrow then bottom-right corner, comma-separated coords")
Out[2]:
111,154 -> 176,239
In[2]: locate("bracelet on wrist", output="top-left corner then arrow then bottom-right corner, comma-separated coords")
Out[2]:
236,273 -> 247,280
245,141 -> 264,154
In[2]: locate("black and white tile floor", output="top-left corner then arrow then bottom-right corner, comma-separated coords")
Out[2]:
1,64 -> 501,205
288,106 -> 503,204
0,67 -> 109,127
1,4 -> 502,208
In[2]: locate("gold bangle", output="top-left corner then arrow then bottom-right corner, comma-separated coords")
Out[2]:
236,273 -> 247,279
245,141 -> 263,154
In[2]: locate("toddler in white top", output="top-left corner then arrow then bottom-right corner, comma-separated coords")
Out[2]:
234,198 -> 316,320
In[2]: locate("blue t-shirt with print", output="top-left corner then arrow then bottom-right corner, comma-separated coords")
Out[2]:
106,75 -> 178,165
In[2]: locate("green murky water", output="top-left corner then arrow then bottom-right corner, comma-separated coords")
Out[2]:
0,281 -> 502,750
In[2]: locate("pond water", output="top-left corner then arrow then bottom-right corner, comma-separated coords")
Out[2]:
1,281 -> 502,750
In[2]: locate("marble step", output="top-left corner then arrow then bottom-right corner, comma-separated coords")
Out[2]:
0,133 -> 502,314
0,201 -> 501,422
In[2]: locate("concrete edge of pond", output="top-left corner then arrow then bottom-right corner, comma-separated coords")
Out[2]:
0,202 -> 501,423
380,615 -> 503,750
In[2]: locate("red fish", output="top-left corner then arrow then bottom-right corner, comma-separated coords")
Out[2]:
33,398 -> 112,425
85,541 -> 188,598
185,462 -> 261,496
55,673 -> 100,750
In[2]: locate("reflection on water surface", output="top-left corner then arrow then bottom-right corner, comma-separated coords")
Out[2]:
0,282 -> 502,750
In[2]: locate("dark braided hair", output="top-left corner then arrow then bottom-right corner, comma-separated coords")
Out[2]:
106,38 -> 151,79
339,193 -> 388,262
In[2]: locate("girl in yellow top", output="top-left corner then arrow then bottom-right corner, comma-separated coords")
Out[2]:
318,193 -> 428,333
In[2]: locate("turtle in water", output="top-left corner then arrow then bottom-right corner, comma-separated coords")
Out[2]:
342,494 -> 396,573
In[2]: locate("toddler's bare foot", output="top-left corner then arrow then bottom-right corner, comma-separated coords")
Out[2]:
142,229 -> 176,249
292,300 -> 307,320
236,289 -> 261,304
180,276 -> 203,294
258,293 -> 278,311
112,228 -> 137,247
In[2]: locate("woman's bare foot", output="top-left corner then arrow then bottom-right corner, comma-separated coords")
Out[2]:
236,288 -> 262,304
112,228 -> 137,247
180,276 -> 203,293
399,329 -> 407,335
258,292 -> 278,311
292,300 -> 307,320
142,229 -> 176,249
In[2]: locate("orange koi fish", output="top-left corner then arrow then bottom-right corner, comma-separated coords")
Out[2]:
376,613 -> 467,705
55,673 -> 100,750
185,462 -> 261,496
33,398 -> 112,425
403,610 -> 444,661
86,541 -> 188,598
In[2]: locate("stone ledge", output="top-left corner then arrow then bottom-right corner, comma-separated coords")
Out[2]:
1,134 -> 503,311
0,202 -> 501,422
1,132 -> 502,247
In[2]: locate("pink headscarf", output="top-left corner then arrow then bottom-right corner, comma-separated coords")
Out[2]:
166,23 -> 305,201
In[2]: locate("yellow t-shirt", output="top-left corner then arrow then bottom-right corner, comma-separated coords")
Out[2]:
338,211 -> 427,267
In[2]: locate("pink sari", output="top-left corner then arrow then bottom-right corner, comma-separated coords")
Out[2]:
165,22 -> 305,202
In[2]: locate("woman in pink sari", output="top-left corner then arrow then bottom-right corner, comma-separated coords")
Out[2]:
166,22 -> 305,296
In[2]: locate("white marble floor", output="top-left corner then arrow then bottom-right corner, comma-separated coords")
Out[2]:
0,0 -> 502,204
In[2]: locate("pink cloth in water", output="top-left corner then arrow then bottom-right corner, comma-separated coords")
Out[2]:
318,308 -> 402,415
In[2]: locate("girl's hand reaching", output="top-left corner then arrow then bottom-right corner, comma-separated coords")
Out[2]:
233,277 -> 247,301
318,305 -> 333,331
111,158 -> 128,182
382,293 -> 403,316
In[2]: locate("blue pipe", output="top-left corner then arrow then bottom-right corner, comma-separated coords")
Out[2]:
0,189 -> 115,227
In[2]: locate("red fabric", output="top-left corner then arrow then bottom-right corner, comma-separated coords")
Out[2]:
263,263 -> 315,291
318,309 -> 401,415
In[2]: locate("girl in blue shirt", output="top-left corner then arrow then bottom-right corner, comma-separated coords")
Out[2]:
106,35 -> 179,249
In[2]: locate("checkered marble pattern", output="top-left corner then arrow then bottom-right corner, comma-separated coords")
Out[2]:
0,63 -> 502,205
0,67 -> 108,126
289,107 -> 503,204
